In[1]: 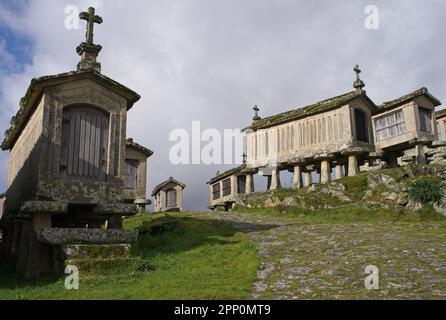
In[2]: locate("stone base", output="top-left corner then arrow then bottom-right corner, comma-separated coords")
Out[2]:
37,228 -> 138,245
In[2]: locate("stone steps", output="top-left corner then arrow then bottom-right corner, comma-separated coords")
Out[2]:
65,257 -> 138,274
60,243 -> 137,275
62,244 -> 132,259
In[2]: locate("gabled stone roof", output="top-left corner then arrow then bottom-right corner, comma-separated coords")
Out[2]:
126,138 -> 153,158
1,70 -> 141,150
436,108 -> 446,119
152,177 -> 185,196
245,91 -> 377,131
207,165 -> 246,185
379,87 -> 441,111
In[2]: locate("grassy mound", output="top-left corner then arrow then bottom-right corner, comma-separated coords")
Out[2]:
0,213 -> 258,299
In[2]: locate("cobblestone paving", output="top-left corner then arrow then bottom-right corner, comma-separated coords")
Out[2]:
198,212 -> 446,300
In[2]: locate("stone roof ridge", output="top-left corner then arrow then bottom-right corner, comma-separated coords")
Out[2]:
152,177 -> 186,196
2,69 -> 141,150
126,138 -> 153,157
379,87 -> 441,110
207,164 -> 247,184
436,108 -> 446,118
245,90 -> 376,131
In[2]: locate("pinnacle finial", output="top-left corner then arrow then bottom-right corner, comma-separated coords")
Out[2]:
76,7 -> 103,73
353,64 -> 365,93
252,105 -> 261,121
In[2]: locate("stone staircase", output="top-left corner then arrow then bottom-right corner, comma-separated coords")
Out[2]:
61,244 -> 136,275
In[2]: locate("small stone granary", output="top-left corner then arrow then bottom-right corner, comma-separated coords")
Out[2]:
207,165 -> 256,211
208,66 -> 446,210
152,177 -> 185,212
0,7 -> 151,278
436,109 -> 446,141
124,138 -> 153,214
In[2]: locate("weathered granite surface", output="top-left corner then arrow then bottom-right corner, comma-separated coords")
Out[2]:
62,244 -> 131,259
20,201 -> 68,214
37,228 -> 138,245
94,203 -> 139,215
198,211 -> 446,300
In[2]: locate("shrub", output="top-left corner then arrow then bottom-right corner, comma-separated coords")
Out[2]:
409,177 -> 444,205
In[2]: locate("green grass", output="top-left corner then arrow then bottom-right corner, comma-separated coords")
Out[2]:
0,213 -> 258,300
234,204 -> 446,224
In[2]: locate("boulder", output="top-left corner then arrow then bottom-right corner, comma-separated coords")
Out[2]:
382,192 -> 399,202
368,174 -> 397,190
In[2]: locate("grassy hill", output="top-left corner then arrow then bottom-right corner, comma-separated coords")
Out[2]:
0,213 -> 257,299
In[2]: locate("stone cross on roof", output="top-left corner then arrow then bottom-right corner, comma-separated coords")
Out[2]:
80,7 -> 103,45
353,64 -> 365,93
252,105 -> 261,121
76,7 -> 103,73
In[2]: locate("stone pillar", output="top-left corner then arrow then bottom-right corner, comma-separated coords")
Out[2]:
335,164 -> 344,180
292,165 -> 302,189
414,144 -> 426,165
246,174 -> 253,194
176,185 -> 184,211
320,160 -> 331,184
269,169 -> 281,190
231,175 -> 238,196
303,172 -> 313,188
348,154 -> 359,177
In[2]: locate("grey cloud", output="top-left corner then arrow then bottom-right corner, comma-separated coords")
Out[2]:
0,0 -> 445,210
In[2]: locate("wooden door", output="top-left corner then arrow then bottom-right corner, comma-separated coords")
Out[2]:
124,159 -> 139,189
166,189 -> 177,208
60,106 -> 109,181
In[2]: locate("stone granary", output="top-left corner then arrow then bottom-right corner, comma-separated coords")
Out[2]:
207,165 -> 256,211
152,177 -> 185,212
124,138 -> 153,214
208,65 -> 445,210
0,7 -> 151,278
436,109 -> 446,141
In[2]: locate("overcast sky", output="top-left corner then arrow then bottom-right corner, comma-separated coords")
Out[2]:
0,0 -> 445,211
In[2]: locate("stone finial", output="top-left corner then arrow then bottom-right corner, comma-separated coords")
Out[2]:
252,105 -> 261,121
76,7 -> 103,73
242,153 -> 247,164
353,64 -> 365,93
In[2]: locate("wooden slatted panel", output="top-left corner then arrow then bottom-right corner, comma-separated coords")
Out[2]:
124,159 -> 138,189
60,106 -> 109,181
166,189 -> 177,208
60,111 -> 71,175
100,116 -> 109,181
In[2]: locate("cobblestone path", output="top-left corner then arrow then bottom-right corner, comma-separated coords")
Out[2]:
198,211 -> 446,300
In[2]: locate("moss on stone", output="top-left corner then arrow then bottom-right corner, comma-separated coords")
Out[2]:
248,91 -> 366,131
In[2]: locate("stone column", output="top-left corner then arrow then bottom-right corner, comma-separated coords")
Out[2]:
292,165 -> 302,189
335,164 -> 344,180
348,154 -> 359,177
231,175 -> 238,196
176,185 -> 184,211
320,160 -> 331,184
246,174 -> 253,194
303,172 -> 313,188
269,168 -> 281,190
414,144 -> 427,165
